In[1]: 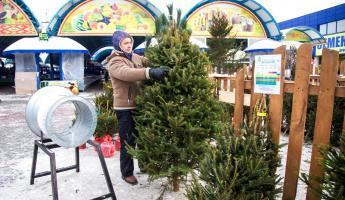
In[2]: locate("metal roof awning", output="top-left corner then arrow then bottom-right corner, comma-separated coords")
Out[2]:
282,26 -> 326,44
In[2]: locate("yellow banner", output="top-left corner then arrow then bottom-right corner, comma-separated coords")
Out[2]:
315,32 -> 345,56
186,2 -> 266,38
59,0 -> 155,36
0,0 -> 37,36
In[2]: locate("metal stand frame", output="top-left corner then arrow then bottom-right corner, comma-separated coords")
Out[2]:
30,135 -> 116,200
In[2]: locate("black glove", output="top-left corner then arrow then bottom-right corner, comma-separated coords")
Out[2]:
149,68 -> 169,80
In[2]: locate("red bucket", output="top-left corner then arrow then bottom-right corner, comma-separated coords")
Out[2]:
101,141 -> 115,158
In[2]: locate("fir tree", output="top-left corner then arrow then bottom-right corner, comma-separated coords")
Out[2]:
301,133 -> 345,199
207,11 -> 243,74
127,17 -> 225,191
94,81 -> 113,113
94,82 -> 118,138
186,125 -> 281,200
186,95 -> 281,200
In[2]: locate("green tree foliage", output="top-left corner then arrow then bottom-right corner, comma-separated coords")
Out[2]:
154,4 -> 185,35
301,134 -> 345,199
186,125 -> 281,200
186,95 -> 281,200
283,94 -> 345,146
207,11 -> 243,74
144,4 -> 186,49
94,82 -> 118,138
128,21 -> 226,192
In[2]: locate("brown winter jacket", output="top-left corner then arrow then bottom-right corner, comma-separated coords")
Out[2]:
106,50 -> 150,110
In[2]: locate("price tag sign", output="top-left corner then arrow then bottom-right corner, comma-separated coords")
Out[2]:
254,55 -> 282,94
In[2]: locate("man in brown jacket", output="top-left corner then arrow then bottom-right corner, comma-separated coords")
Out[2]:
107,31 -> 168,185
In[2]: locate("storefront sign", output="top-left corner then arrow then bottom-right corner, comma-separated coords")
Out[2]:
186,2 -> 266,38
59,0 -> 155,36
41,80 -> 78,89
254,55 -> 282,94
315,32 -> 345,56
39,33 -> 49,41
0,0 -> 37,36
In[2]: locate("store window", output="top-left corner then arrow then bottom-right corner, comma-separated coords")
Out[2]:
320,19 -> 345,35
327,22 -> 336,34
319,24 -> 327,35
337,19 -> 345,33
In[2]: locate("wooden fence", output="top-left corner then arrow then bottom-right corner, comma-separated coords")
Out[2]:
211,44 -> 345,200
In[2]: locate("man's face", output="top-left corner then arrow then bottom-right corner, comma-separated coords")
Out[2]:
120,38 -> 133,53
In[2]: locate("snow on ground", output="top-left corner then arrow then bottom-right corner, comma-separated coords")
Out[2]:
0,85 -> 312,200
0,85 -> 187,200
277,134 -> 312,200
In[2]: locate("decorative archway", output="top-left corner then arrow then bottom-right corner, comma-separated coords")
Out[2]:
46,0 -> 161,61
182,0 -> 282,40
47,0 -> 161,36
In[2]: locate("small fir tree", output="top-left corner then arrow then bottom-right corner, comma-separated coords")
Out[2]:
94,82 -> 118,138
301,133 -> 345,199
94,81 -> 113,113
207,11 -> 243,74
186,126 -> 281,200
128,16 -> 225,191
187,126 -> 280,200
186,95 -> 281,200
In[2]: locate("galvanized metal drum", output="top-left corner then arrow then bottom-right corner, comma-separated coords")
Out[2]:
25,86 -> 97,148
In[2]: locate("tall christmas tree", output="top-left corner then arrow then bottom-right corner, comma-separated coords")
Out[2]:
128,11 -> 225,192
207,11 -> 243,74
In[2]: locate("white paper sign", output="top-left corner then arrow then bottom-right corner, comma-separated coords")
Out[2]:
254,55 -> 282,94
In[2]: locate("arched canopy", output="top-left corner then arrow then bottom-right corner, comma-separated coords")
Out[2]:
91,46 -> 113,62
182,0 -> 282,40
282,26 -> 326,44
47,0 -> 162,37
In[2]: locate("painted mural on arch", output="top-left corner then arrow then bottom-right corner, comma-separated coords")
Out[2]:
186,2 -> 266,38
0,0 -> 37,36
59,0 -> 156,36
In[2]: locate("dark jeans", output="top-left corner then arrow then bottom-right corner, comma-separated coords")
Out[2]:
115,109 -> 137,177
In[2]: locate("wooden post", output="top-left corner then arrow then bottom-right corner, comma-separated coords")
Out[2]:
340,60 -> 345,75
233,67 -> 245,135
250,61 -> 262,119
307,49 -> 339,200
269,46 -> 286,145
283,44 -> 313,199
222,78 -> 227,92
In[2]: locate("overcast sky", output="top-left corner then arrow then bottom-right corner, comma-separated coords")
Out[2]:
23,0 -> 345,23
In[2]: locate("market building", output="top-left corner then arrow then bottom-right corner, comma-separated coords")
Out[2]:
279,3 -> 345,64
1,0 -> 282,93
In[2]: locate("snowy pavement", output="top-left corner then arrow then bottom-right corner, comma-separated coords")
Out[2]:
0,85 -> 186,200
0,84 -> 311,200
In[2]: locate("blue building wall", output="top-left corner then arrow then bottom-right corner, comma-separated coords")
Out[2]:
279,4 -> 345,31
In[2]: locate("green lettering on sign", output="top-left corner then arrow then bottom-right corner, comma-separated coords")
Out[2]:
39,33 -> 49,41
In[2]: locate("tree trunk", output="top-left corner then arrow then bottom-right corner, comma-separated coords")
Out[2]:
172,175 -> 180,192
